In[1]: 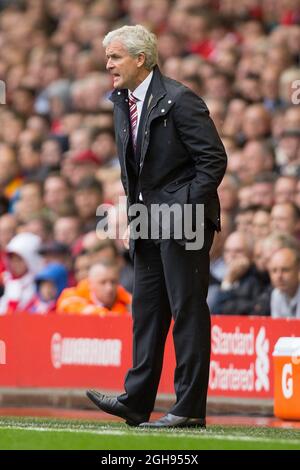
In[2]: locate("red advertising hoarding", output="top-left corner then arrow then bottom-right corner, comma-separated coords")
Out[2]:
0,315 -> 18,386
1,314 -> 300,399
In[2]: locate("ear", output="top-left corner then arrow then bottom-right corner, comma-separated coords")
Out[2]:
136,52 -> 146,68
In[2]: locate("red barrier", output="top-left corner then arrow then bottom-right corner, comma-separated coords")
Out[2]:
0,315 -> 17,386
209,316 -> 300,398
1,314 -> 300,398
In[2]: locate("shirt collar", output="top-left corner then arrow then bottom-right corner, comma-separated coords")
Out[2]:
129,70 -> 153,103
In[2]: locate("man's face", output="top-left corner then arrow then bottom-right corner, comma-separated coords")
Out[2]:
269,249 -> 299,297
44,177 -> 69,210
74,254 -> 90,282
39,281 -> 57,302
223,234 -> 248,265
105,41 -> 140,90
54,218 -> 80,246
252,210 -> 271,239
271,204 -> 296,235
6,252 -> 28,278
74,189 -> 103,219
89,266 -> 119,309
251,183 -> 274,208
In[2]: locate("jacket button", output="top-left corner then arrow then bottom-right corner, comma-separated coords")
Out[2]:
145,130 -> 148,135
161,109 -> 165,113
168,100 -> 172,104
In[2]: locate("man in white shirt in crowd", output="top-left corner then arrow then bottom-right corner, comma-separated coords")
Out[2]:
268,247 -> 300,318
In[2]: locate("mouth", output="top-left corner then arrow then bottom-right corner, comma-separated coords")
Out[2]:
111,74 -> 122,88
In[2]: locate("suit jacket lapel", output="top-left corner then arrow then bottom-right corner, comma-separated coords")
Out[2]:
135,79 -> 155,161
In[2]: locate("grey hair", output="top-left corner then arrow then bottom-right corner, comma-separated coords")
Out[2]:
103,25 -> 158,71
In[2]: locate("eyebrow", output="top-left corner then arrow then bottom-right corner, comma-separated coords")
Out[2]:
106,53 -> 122,59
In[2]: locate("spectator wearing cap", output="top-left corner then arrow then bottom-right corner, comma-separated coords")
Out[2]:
0,232 -> 43,315
68,149 -> 102,186
57,261 -> 131,316
28,262 -> 68,315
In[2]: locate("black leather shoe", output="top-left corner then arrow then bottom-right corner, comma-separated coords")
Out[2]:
86,390 -> 149,426
139,413 -> 206,429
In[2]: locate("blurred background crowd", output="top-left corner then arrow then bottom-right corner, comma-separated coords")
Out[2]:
0,0 -> 300,318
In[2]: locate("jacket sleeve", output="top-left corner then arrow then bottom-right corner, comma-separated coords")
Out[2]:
173,88 -> 227,204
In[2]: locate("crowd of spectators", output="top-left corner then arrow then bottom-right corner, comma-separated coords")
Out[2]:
0,0 -> 300,318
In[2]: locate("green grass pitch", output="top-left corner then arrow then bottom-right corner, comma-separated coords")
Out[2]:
0,417 -> 300,450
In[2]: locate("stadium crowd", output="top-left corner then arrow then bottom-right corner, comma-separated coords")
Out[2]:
0,0 -> 300,317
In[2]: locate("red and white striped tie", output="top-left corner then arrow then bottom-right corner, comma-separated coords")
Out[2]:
129,93 -> 139,148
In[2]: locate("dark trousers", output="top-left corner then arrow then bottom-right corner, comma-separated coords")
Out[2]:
118,224 -> 215,418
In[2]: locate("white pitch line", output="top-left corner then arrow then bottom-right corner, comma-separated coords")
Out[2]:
0,425 -> 300,446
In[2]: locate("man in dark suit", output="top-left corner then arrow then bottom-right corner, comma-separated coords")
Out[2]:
87,25 -> 227,428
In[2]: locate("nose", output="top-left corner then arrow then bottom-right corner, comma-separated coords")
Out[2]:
106,58 -> 113,71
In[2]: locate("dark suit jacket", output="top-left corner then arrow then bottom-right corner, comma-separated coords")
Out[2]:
110,66 -> 227,243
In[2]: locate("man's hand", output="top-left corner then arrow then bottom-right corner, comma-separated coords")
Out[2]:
224,255 -> 251,284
